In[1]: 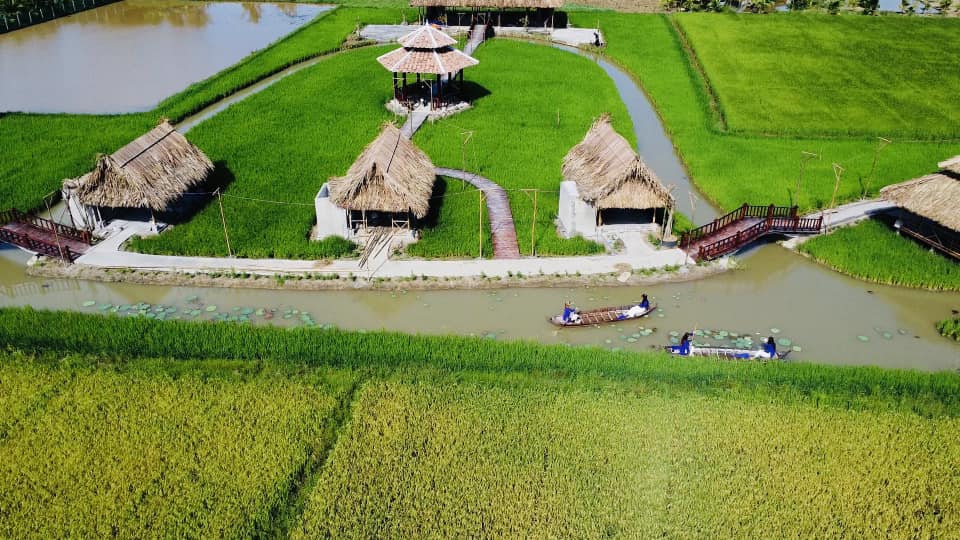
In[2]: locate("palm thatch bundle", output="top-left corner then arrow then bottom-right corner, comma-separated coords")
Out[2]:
410,0 -> 563,7
328,124 -> 436,219
64,120 -> 213,211
562,115 -> 673,210
880,155 -> 960,232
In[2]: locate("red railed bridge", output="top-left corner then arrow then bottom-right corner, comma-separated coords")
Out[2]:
0,208 -> 95,262
679,204 -> 822,261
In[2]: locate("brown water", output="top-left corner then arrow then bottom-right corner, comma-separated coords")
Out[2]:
0,0 -> 329,114
1,244 -> 957,372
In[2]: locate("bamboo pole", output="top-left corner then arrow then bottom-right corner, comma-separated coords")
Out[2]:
827,163 -> 844,233
531,189 -> 537,256
43,196 -> 64,260
862,137 -> 892,198
215,188 -> 233,257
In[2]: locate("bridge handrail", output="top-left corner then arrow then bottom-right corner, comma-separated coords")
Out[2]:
0,227 -> 77,262
695,214 -> 823,261
2,208 -> 93,245
679,204 -> 799,247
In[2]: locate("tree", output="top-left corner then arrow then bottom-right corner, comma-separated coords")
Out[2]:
858,0 -> 880,12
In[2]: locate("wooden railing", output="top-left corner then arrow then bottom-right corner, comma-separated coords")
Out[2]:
0,227 -> 78,262
0,208 -> 93,245
696,215 -> 822,261
679,204 -> 800,248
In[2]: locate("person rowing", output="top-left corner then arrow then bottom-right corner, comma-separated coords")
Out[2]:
754,336 -> 777,359
668,331 -> 693,356
623,294 -> 651,318
561,302 -> 581,324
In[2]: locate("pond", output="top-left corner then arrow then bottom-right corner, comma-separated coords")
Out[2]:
0,0 -> 330,114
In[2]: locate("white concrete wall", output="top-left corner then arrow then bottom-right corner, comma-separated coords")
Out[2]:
314,183 -> 350,240
558,180 -> 597,239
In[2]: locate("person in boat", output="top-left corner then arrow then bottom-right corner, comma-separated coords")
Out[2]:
562,302 -> 581,324
669,332 -> 692,355
755,336 -> 777,359
622,294 -> 651,319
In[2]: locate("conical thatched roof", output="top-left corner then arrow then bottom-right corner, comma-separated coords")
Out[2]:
397,25 -> 457,49
64,120 -> 213,211
562,115 -> 673,210
327,124 -> 436,219
880,156 -> 960,232
410,0 -> 563,7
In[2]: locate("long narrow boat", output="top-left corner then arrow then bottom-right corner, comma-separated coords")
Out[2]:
549,304 -> 656,327
663,345 -> 791,360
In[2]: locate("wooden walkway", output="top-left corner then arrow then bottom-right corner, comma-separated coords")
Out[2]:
436,167 -> 521,259
0,208 -> 94,262
680,204 -> 822,261
465,24 -> 487,56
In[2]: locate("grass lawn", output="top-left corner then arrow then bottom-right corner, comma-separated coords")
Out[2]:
677,13 -> 960,139
575,13 -> 960,213
0,7 -> 410,215
415,39 -> 631,256
798,219 -> 960,291
2,308 -> 959,537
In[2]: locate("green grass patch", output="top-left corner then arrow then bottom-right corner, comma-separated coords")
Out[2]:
676,13 -> 960,139
798,219 -> 960,291
295,376 -> 960,537
0,352 -> 350,538
0,7 -> 407,214
407,177 -> 495,259
938,318 -> 960,341
576,13 -> 960,213
131,46 -> 400,259
415,39 -> 630,256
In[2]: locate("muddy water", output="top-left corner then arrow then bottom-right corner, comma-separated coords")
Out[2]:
0,0 -> 329,114
2,245 -> 957,371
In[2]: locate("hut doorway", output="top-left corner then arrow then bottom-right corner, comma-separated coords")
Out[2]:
597,208 -> 660,227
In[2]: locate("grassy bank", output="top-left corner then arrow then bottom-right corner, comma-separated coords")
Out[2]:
677,14 -> 960,139
1,309 -> 959,536
797,219 -> 960,291
576,13 -> 960,212
0,7 -> 407,214
415,39 -> 630,256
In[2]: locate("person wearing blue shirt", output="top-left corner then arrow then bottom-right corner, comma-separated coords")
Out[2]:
638,294 -> 650,310
561,303 -> 580,324
762,336 -> 777,359
669,332 -> 692,356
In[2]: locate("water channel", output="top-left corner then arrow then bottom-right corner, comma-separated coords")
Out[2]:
1,3 -> 957,371
0,0 -> 329,114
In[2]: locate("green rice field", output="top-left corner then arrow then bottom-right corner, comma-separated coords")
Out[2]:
676,14 -> 960,139
576,13 -> 960,212
798,219 -> 960,291
1,308 -> 959,537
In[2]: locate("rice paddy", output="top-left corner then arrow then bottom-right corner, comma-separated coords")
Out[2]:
676,14 -> 960,139
938,317 -> 960,341
576,13 -> 960,213
798,219 -> 960,291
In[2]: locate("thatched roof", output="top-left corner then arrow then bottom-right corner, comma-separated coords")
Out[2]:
377,45 -> 478,74
328,124 -> 436,219
64,120 -> 213,211
562,115 -> 673,210
410,0 -> 563,8
880,156 -> 960,232
397,25 -> 457,49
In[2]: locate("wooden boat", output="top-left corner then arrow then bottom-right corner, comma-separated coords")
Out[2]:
549,303 -> 656,327
663,345 -> 791,360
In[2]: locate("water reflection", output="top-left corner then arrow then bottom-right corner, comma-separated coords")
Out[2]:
0,1 -> 330,114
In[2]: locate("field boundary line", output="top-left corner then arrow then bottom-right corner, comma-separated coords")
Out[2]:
667,16 -> 729,133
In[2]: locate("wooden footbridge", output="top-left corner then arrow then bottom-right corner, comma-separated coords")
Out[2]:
680,204 -> 822,261
0,208 -> 94,262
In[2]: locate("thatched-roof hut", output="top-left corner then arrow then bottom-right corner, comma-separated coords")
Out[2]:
410,0 -> 563,28
880,156 -> 960,259
316,124 -> 436,241
558,115 -> 673,240
378,24 -> 478,109
62,120 -> 213,232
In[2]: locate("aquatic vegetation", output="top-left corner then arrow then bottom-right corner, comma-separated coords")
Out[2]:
0,355 -> 345,538
798,220 -> 960,291
938,318 -> 960,341
575,13 -> 960,213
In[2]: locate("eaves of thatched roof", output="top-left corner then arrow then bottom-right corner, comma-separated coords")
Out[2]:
410,0 -> 563,8
562,115 -> 673,210
328,124 -> 436,219
377,45 -> 478,74
64,120 -> 213,211
881,157 -> 960,232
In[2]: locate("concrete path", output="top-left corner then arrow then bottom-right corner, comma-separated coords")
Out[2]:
464,24 -> 486,55
782,198 -> 896,249
436,167 -> 521,259
400,105 -> 430,138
